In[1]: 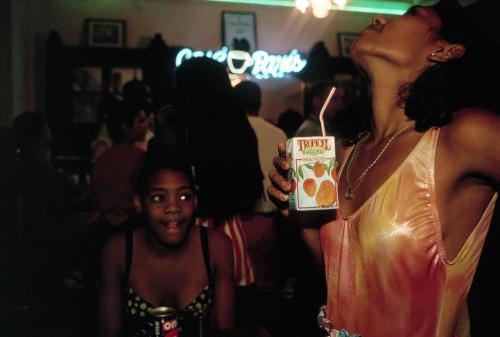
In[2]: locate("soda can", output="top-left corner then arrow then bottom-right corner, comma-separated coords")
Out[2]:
147,306 -> 179,337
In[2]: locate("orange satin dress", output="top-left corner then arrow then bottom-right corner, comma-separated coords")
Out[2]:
320,127 -> 497,337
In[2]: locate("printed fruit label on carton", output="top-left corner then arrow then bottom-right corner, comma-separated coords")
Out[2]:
286,136 -> 338,211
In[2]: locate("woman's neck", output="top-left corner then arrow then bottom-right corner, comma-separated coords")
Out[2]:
369,78 -> 412,141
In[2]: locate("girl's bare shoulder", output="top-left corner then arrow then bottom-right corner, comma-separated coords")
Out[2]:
206,228 -> 232,248
205,228 -> 233,262
100,229 -> 130,273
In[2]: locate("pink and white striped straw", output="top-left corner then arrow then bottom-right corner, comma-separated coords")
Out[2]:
319,86 -> 336,137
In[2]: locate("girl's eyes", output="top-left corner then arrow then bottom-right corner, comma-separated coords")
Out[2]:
149,192 -> 193,203
179,193 -> 193,202
151,194 -> 164,203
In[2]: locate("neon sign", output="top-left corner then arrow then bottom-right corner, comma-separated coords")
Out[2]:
175,47 -> 307,79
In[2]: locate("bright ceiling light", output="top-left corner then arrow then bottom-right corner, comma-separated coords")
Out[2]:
311,0 -> 332,18
333,0 -> 348,9
295,0 -> 348,18
295,0 -> 310,13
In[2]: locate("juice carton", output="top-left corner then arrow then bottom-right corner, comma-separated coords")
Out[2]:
286,136 -> 338,211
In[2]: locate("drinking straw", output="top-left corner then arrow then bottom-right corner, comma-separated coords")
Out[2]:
319,86 -> 336,137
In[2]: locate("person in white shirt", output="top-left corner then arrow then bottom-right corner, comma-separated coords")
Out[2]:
233,80 -> 287,286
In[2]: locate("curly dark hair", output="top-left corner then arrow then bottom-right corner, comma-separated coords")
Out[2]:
135,151 -> 195,195
172,57 -> 264,220
406,0 -> 500,131
333,0 -> 500,145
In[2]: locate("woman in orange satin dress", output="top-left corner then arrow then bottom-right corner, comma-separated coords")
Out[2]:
267,1 -> 500,336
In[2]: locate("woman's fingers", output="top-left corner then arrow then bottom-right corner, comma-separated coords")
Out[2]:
267,143 -> 291,217
268,169 -> 291,194
277,142 -> 286,158
268,168 -> 291,217
270,143 -> 291,193
272,143 -> 290,174
267,184 -> 289,218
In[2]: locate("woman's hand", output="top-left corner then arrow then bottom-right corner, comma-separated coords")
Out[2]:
267,143 -> 292,218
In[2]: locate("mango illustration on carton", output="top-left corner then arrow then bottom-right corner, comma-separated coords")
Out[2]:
287,136 -> 338,211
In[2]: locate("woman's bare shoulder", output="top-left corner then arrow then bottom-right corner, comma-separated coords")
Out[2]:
441,107 -> 499,148
440,107 -> 500,178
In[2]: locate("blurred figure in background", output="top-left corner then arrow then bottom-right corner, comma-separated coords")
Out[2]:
2,111 -> 88,337
233,80 -> 287,287
91,102 -> 150,226
277,108 -> 304,139
91,93 -> 122,162
121,79 -> 155,150
91,79 -> 154,162
294,81 -> 345,137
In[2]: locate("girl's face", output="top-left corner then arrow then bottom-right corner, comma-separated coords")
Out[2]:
351,6 -> 443,71
140,169 -> 197,248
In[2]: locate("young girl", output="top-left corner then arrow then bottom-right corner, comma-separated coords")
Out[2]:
99,155 -> 234,337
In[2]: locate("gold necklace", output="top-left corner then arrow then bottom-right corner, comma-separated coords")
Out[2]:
344,122 -> 415,200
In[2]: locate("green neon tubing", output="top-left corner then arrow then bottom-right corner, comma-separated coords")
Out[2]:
205,0 -> 428,15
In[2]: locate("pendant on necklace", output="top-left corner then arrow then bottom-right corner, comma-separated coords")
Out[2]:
344,186 -> 355,200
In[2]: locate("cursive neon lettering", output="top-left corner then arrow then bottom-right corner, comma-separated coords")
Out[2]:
176,47 -> 307,79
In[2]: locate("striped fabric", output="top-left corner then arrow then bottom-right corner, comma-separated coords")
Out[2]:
196,215 -> 255,286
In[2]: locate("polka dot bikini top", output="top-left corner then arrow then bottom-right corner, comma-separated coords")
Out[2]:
121,227 -> 214,337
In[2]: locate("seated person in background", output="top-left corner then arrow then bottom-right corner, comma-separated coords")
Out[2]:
121,79 -> 155,151
6,111 -> 87,297
92,79 -> 154,161
91,93 -> 121,162
294,81 -> 345,137
91,102 -> 150,226
99,154 -> 235,337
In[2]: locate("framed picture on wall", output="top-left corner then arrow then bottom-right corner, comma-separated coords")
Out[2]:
85,18 -> 127,47
222,12 -> 257,52
337,32 -> 359,58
